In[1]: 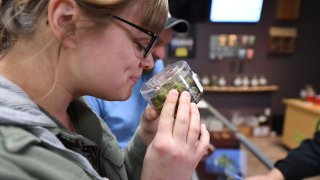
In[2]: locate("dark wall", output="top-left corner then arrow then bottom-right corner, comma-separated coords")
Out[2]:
166,0 -> 320,118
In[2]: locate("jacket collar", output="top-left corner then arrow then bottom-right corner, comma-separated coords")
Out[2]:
0,76 -> 57,128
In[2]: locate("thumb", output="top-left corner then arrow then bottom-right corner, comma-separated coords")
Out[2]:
143,105 -> 159,122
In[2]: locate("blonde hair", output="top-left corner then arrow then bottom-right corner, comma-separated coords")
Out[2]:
0,0 -> 168,57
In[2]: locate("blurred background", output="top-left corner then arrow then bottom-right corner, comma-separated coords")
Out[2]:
166,0 -> 320,179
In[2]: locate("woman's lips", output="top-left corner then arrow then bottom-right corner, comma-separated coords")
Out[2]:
129,76 -> 140,84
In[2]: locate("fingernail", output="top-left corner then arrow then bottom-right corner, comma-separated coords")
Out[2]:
183,90 -> 191,96
202,123 -> 207,129
170,89 -> 178,96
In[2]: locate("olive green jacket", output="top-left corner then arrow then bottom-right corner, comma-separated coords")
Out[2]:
0,76 -> 147,180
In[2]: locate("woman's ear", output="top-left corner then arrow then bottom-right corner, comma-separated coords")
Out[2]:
48,0 -> 78,49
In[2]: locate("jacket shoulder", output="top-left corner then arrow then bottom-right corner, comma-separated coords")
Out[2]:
0,126 -> 92,180
0,126 -> 41,152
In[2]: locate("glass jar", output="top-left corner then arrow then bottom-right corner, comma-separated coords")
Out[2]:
140,61 -> 204,110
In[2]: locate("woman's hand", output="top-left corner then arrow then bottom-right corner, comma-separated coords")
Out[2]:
137,104 -> 160,145
141,90 -> 210,180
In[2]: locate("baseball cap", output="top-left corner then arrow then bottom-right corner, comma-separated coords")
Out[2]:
166,15 -> 190,34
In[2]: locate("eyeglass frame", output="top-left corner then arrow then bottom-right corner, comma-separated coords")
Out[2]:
73,0 -> 159,58
112,15 -> 159,58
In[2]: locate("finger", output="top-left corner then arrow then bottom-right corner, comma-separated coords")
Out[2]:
208,143 -> 215,153
140,106 -> 160,135
201,143 -> 215,161
187,103 -> 201,146
173,91 -> 191,143
143,105 -> 159,122
156,89 -> 179,139
195,124 -> 210,159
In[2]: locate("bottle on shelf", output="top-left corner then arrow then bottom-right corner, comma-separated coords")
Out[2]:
233,75 -> 242,87
258,75 -> 268,86
300,84 -> 316,102
217,75 -> 227,87
241,75 -> 250,87
210,75 -> 219,87
314,95 -> 320,105
250,74 -> 259,87
201,74 -> 211,87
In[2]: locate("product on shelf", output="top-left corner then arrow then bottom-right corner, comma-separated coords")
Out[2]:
201,74 -> 211,87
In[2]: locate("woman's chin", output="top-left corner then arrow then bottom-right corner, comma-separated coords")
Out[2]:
118,91 -> 132,101
104,87 -> 132,101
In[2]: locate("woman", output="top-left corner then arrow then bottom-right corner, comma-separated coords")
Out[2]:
0,0 -> 210,180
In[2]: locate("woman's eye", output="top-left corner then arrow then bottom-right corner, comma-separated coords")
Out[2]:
135,42 -> 146,54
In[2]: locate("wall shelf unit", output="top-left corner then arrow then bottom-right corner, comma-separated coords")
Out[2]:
204,85 -> 279,93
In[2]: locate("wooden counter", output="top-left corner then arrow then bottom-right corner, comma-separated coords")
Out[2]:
282,99 -> 320,149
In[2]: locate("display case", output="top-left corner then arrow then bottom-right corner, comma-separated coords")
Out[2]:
282,99 -> 320,149
194,99 -> 274,180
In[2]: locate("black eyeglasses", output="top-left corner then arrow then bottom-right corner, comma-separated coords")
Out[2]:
112,15 -> 159,58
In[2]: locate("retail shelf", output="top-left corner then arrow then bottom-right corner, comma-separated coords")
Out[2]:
203,85 -> 279,93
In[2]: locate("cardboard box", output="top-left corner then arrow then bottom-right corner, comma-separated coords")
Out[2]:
238,125 -> 253,137
210,129 -> 240,149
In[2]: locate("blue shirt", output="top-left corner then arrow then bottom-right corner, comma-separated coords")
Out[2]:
84,60 -> 165,148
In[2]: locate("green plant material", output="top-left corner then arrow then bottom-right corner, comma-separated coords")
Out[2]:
150,76 -> 202,111
216,155 -> 234,167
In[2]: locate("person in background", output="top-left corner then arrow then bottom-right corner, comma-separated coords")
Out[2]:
0,0 -> 210,180
84,15 -> 190,148
246,129 -> 320,180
